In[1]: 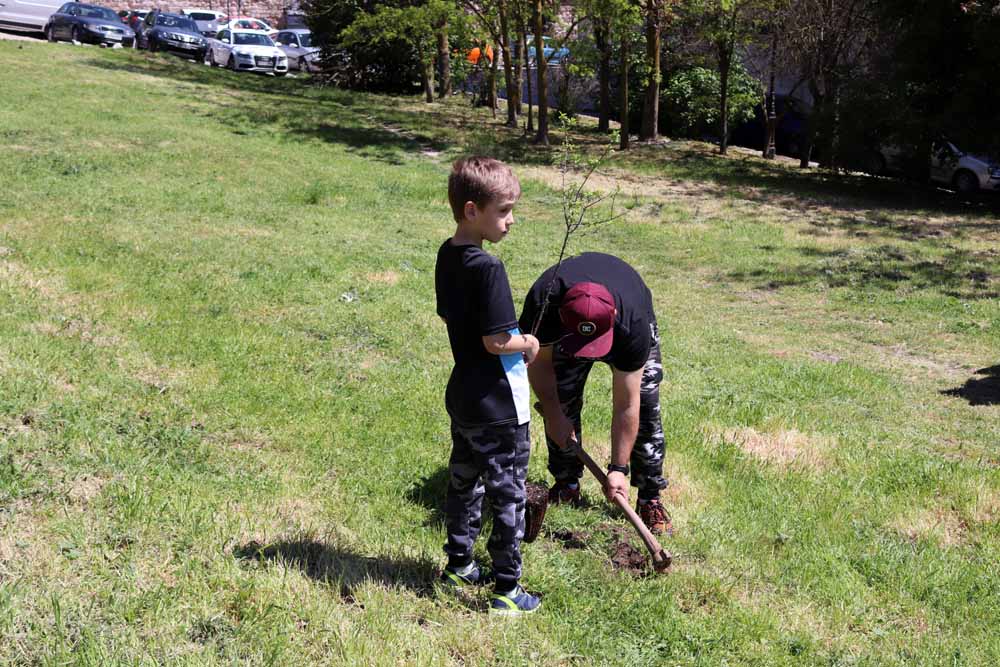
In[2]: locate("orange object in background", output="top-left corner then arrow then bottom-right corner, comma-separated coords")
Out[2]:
466,45 -> 493,65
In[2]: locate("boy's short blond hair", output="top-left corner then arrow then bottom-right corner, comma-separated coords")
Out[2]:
448,156 -> 521,222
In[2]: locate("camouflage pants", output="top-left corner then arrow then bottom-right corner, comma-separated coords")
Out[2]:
547,322 -> 668,500
444,421 -> 530,591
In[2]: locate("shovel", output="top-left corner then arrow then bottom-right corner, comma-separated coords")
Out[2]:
533,403 -> 671,573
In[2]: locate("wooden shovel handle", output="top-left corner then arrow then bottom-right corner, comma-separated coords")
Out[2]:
569,439 -> 671,571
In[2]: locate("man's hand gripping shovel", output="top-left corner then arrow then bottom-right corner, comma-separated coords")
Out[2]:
534,403 -> 672,573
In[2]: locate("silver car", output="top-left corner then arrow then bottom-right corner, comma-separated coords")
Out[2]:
0,0 -> 64,32
273,28 -> 319,72
874,140 -> 1000,194
182,8 -> 224,38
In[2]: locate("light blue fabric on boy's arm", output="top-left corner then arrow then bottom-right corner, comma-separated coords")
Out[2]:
500,327 -> 531,425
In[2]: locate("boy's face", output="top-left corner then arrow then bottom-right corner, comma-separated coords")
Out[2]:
465,196 -> 518,244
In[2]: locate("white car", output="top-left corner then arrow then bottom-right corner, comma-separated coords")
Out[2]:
181,8 -> 225,37
206,28 -> 288,75
218,16 -> 274,34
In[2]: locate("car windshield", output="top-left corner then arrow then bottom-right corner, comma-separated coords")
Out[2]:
159,15 -> 197,30
234,19 -> 267,29
297,33 -> 312,47
79,6 -> 119,21
188,12 -> 216,20
234,33 -> 273,46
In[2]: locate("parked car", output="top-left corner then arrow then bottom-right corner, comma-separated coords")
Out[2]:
277,9 -> 306,30
205,28 -> 288,75
522,35 -> 569,65
44,2 -> 134,46
124,9 -> 150,34
869,140 -> 1000,193
273,28 -> 318,72
0,0 -> 62,33
138,10 -> 207,59
181,8 -> 224,38
218,16 -> 274,35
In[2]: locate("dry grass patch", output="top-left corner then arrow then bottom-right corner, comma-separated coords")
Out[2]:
66,474 -> 113,506
971,485 -> 1000,524
892,507 -> 968,547
707,424 -> 834,472
366,270 -> 400,286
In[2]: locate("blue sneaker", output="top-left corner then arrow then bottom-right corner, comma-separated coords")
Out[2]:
439,563 -> 494,588
489,585 -> 542,616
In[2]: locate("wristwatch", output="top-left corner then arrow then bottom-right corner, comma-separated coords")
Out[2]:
607,463 -> 629,476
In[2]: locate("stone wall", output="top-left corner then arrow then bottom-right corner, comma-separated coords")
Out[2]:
103,0 -> 296,26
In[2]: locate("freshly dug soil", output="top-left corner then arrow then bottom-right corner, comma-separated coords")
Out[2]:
610,542 -> 647,575
524,482 -> 549,543
550,529 -> 589,549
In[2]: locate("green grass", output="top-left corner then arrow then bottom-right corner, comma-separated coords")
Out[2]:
1,41 -> 998,666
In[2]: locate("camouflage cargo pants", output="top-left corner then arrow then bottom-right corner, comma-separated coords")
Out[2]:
547,322 -> 668,500
444,421 -> 530,591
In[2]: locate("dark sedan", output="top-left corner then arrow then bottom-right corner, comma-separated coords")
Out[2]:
138,11 -> 207,59
44,2 -> 135,47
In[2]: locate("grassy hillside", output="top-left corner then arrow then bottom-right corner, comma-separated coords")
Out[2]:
1,41 -> 998,666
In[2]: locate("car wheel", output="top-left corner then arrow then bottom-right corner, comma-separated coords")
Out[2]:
228,55 -> 237,71
204,49 -> 213,66
71,26 -> 80,44
953,169 -> 979,194
45,25 -> 56,42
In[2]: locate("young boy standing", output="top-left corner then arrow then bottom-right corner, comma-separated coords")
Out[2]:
434,156 -> 542,615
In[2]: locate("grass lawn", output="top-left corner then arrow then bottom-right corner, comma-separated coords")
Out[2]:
1,41 -> 998,666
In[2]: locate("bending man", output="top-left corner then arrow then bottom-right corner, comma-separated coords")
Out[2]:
519,252 -> 670,534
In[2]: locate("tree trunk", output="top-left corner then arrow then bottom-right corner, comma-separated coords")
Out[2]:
718,45 -> 730,154
639,0 -> 660,141
499,0 -> 517,127
596,21 -> 611,132
619,34 -> 630,150
800,86 -> 821,168
521,25 -> 534,132
763,32 -> 777,159
423,58 -> 435,103
488,47 -> 499,118
437,19 -> 450,98
532,0 -> 548,145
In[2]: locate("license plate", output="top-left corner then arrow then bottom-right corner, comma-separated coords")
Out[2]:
258,57 -> 273,65
108,34 -> 121,41
181,42 -> 196,49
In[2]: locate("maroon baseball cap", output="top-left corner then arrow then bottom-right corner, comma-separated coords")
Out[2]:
558,282 -> 615,358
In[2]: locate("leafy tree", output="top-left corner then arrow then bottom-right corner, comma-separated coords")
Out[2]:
663,62 -> 760,140
340,0 -> 456,103
684,0 -> 767,154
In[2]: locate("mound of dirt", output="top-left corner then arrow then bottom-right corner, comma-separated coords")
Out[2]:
610,542 -> 646,575
550,529 -> 589,549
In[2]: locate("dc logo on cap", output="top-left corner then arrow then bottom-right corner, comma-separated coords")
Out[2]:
578,321 -> 596,336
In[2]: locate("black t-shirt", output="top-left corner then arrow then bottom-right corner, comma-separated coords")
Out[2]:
435,240 -> 530,427
519,252 -> 655,372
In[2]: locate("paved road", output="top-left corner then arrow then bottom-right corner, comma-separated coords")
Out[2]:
0,28 -> 43,41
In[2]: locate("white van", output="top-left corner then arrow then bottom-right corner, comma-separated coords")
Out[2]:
0,0 -> 64,32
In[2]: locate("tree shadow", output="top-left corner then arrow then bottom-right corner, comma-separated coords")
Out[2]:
233,538 -> 441,601
726,244 -> 998,299
941,365 -> 1000,406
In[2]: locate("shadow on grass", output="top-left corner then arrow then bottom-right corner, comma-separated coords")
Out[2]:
941,365 -> 1000,406
81,49 -> 1000,234
234,538 -> 439,600
727,244 -> 998,299
405,467 -> 450,527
